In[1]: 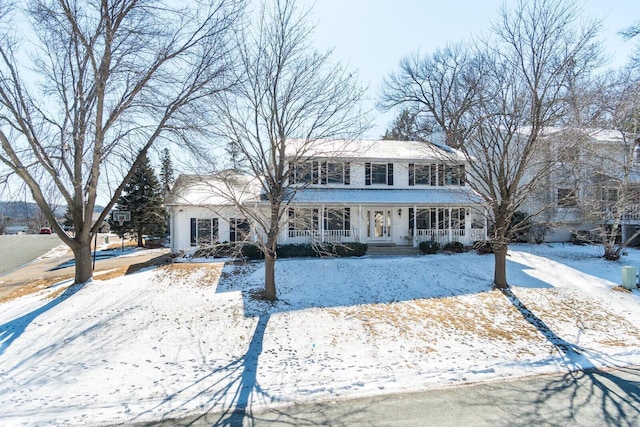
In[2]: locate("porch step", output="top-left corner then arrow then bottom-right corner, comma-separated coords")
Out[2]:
366,244 -> 420,256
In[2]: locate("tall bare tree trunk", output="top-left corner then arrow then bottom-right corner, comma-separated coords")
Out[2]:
263,204 -> 280,301
70,239 -> 94,284
264,249 -> 276,301
493,242 -> 508,289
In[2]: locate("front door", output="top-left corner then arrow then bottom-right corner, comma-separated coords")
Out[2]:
369,209 -> 392,240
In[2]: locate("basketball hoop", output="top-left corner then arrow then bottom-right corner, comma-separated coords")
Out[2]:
112,210 -> 131,252
112,210 -> 131,225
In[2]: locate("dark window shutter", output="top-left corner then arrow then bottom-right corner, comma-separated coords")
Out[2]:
459,165 -> 466,186
387,163 -> 394,186
365,162 -> 371,186
288,208 -> 295,231
408,163 -> 415,186
289,162 -> 295,184
438,164 -> 444,186
230,218 -> 236,242
312,161 -> 319,184
321,162 -> 328,185
313,208 -> 319,230
190,218 -> 197,246
323,207 -> 328,231
344,208 -> 350,231
213,218 -> 219,242
345,162 -> 350,185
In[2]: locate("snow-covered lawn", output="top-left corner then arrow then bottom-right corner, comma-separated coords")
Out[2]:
1,244 -> 639,425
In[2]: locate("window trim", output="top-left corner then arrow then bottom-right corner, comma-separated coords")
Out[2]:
190,217 -> 219,246
557,188 -> 578,208
365,162 -> 394,186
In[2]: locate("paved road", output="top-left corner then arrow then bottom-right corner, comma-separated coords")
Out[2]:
137,366 -> 640,427
0,235 -> 170,299
0,234 -> 62,275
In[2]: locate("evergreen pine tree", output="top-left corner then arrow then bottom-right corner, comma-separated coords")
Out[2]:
159,148 -> 174,195
381,108 -> 428,141
111,153 -> 166,247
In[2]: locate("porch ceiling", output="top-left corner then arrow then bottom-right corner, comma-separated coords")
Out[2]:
279,188 -> 483,206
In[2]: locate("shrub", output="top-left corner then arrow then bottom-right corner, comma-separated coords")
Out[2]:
193,242 -> 243,258
419,240 -> 440,254
326,242 -> 368,257
279,243 -> 368,258
239,242 -> 368,260
443,241 -> 465,253
277,244 -> 316,258
241,243 -> 264,260
473,240 -> 493,255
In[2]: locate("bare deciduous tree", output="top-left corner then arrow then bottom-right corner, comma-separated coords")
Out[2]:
380,43 -> 480,149
382,0 -> 601,288
0,0 -> 243,284
572,69 -> 640,259
213,0 -> 366,301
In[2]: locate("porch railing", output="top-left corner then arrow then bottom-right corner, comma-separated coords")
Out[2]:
414,228 -> 486,246
280,229 -> 355,245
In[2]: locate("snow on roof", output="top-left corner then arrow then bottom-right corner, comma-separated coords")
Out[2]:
516,126 -> 626,142
165,171 -> 261,206
282,187 -> 483,206
285,139 -> 466,162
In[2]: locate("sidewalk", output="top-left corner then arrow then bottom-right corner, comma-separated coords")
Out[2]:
0,243 -> 170,300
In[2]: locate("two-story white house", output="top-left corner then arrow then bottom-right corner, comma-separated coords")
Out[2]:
166,139 -> 487,253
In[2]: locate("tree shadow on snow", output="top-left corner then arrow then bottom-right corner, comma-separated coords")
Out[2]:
127,253 -> 619,426
215,255 -> 554,318
0,281 -> 83,357
497,287 -> 640,425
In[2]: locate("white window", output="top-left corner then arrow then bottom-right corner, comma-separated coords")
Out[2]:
230,218 -> 250,242
190,218 -> 218,246
366,162 -> 394,186
324,207 -> 351,233
288,207 -> 318,236
557,188 -> 577,207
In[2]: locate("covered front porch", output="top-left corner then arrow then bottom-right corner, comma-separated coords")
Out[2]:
279,204 -> 487,247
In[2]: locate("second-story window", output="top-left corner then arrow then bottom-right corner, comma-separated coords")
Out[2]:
326,162 -> 351,185
365,162 -> 394,186
557,188 -> 577,208
409,164 -> 436,186
295,161 -> 315,184
289,161 -> 350,185
409,163 -> 465,186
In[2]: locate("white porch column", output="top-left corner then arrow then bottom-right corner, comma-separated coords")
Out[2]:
413,205 -> 418,247
358,205 -> 362,242
465,208 -> 472,245
448,207 -> 453,242
321,205 -> 325,243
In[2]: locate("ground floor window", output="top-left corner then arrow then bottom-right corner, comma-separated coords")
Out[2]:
190,218 -> 218,246
409,208 -> 465,233
288,207 -> 319,236
324,207 -> 350,234
230,218 -> 250,242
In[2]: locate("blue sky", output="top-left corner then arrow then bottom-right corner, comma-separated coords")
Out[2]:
307,0 -> 640,138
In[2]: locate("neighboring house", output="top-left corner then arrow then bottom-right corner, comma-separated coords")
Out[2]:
166,139 -> 487,253
522,127 -> 640,243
